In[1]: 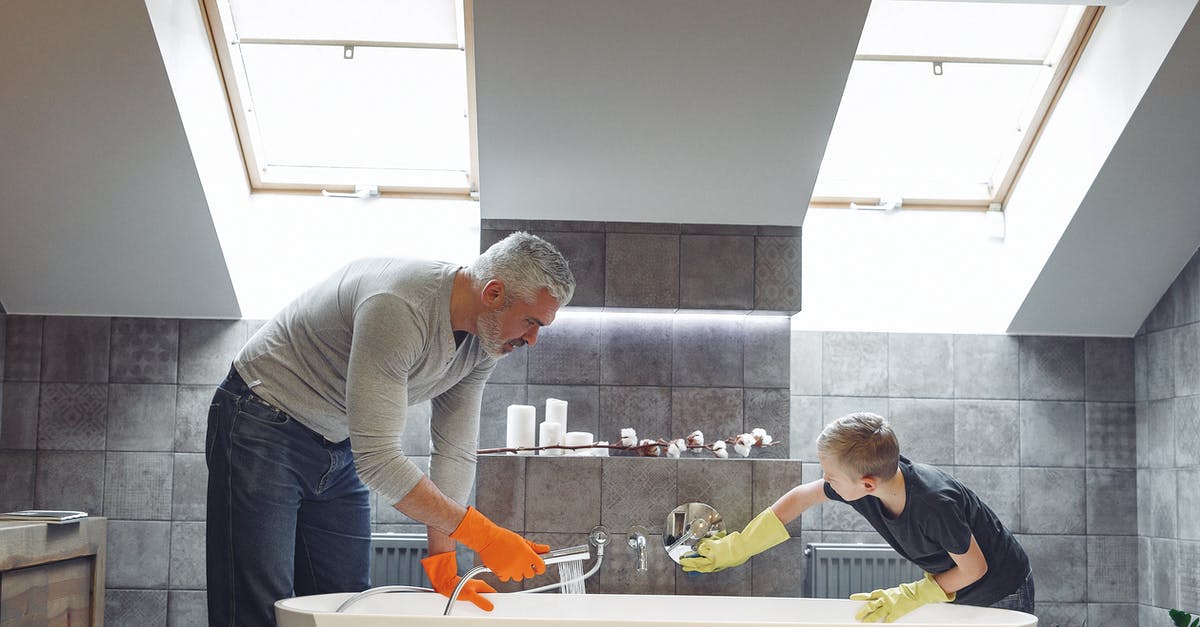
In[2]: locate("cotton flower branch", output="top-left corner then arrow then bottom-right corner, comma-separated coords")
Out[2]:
476,428 -> 778,457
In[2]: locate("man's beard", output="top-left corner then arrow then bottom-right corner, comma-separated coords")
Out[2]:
477,307 -> 511,358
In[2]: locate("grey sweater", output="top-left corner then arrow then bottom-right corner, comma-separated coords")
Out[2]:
234,258 -> 496,505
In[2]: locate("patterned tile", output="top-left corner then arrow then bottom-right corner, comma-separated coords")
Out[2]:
106,520 -> 172,587
178,319 -> 245,385
171,453 -> 207,521
104,451 -> 174,520
671,387 -> 743,445
1020,468 -> 1085,534
677,458 -> 753,531
37,382 -> 106,450
679,234 -> 754,309
754,235 -> 802,312
599,313 -> 672,386
1086,603 -> 1138,627
4,315 -> 42,381
105,590 -> 168,627
600,457 -> 677,532
1146,329 -> 1175,400
41,316 -> 109,382
169,521 -> 207,589
598,532 -> 677,595
1086,535 -> 1138,602
110,317 -> 179,383
1175,323 -> 1200,397
1018,534 -> 1086,602
1086,402 -> 1136,468
1149,469 -> 1178,538
1019,336 -> 1085,401
526,315 -> 600,385
604,233 -> 679,308
744,388 -> 789,459
35,450 -> 104,514
174,385 -> 212,453
1149,537 -> 1179,609
1084,337 -> 1134,401
168,590 -> 208,625
1180,468 -> 1200,542
598,386 -> 671,447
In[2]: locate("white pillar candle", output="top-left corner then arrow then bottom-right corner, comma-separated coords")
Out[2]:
545,398 -> 568,433
506,405 -> 536,454
563,431 -> 594,455
538,421 -> 563,456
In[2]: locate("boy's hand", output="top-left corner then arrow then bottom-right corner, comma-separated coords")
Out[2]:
678,508 -> 788,573
850,572 -> 955,623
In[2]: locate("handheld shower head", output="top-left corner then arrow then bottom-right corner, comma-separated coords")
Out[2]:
541,544 -> 591,566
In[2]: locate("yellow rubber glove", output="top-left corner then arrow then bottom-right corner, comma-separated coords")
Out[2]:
421,551 -> 497,612
678,508 -> 789,573
850,572 -> 955,623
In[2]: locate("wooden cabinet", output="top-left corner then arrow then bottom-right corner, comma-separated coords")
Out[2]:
0,518 -> 106,626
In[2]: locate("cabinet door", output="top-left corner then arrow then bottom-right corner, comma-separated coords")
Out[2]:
1,557 -> 94,626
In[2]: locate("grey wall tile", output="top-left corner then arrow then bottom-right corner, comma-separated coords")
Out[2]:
3,315 -> 41,381
677,458 -> 753,531
1134,333 -> 1148,402
671,387 -> 743,445
953,335 -> 1019,400
889,333 -> 953,398
1087,468 -> 1137,535
168,590 -> 208,625
679,234 -> 754,309
951,466 -> 1020,534
675,555 -> 751,596
1085,337 -> 1135,401
750,537 -> 804,596
751,460 -> 803,536
0,450 -> 36,511
822,396 -> 889,431
1146,398 -> 1177,468
743,316 -> 790,388
821,495 -> 877,533
1019,336 -> 1085,401
34,450 -> 104,514
1144,284 -> 1176,333
1036,602 -> 1087,626
474,455 -> 525,531
107,520 -> 171,588
105,451 -> 174,520
108,383 -> 176,451
41,316 -> 109,382
525,457 -> 601,532
178,319 -> 245,385
1,381 -> 38,449
1180,468 -> 1200,542
106,590 -> 168,627
744,388 -> 789,459
605,233 -> 679,308
604,221 -> 680,234
1147,329 -> 1176,400
169,521 -> 206,589
601,457 -> 677,533
754,235 -> 802,312
1137,469 -> 1151,535
519,531 -> 599,593
672,315 -> 743,387
171,453 -> 206,521
1177,395 -> 1200,468
790,329 -> 821,396
1178,541 -> 1200,612
1149,469 -> 1178,538
954,400 -> 1019,466
174,385 -> 211,453
1021,468 -> 1085,534
822,332 -> 888,397
533,230 -> 605,307
681,224 -> 756,235
1020,400 -> 1086,467
478,383 -> 526,449
37,382 -> 106,450
800,463 -> 825,530
789,395 -> 821,462
1086,402 -> 1136,468
888,398 -> 954,465
1150,537 -> 1179,609
487,343 -> 527,383
600,313 -> 672,386
599,386 -> 671,445
1087,603 -> 1138,627
1175,323 -> 1200,397
1087,535 -> 1138,602
110,318 -> 178,384
527,315 -> 600,385
1020,534 -> 1086,602
527,385 -> 599,442
598,532 -> 676,595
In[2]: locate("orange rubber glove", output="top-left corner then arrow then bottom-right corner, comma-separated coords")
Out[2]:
421,550 -> 497,612
449,506 -> 549,582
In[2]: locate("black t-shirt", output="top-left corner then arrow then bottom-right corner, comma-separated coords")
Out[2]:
823,456 -> 1030,606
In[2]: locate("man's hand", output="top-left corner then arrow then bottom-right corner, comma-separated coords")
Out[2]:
421,551 -> 497,611
678,508 -> 789,573
449,506 -> 550,582
850,572 -> 955,623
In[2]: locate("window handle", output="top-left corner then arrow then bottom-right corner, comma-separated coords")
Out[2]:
322,184 -> 379,199
850,196 -> 902,211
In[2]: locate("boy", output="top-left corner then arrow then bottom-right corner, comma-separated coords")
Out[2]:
680,412 -> 1033,622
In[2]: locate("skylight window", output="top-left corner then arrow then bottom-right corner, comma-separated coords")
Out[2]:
202,0 -> 474,196
813,2 -> 1100,210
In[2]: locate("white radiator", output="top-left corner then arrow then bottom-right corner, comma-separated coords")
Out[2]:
804,543 -> 924,599
369,533 -> 430,588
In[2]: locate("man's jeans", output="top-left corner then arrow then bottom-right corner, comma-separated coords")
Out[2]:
990,571 -> 1035,615
206,366 -> 371,627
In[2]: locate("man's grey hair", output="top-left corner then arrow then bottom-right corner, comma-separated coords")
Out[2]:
469,232 -> 575,306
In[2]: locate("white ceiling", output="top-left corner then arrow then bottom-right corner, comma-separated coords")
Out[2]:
1,0 -> 1198,337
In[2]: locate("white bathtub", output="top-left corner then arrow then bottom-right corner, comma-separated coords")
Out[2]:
276,592 -> 1037,626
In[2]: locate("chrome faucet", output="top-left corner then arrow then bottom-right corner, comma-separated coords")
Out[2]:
627,525 -> 650,572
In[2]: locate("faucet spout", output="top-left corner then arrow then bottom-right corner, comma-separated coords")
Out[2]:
627,526 -> 649,573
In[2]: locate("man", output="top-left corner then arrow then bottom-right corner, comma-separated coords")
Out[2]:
206,232 -> 575,626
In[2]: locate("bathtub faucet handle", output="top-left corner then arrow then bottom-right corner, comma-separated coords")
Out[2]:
627,525 -> 650,572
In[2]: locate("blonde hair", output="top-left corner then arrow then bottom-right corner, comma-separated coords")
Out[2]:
816,412 -> 900,480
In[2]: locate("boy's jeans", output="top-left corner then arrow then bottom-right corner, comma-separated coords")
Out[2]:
206,367 -> 371,627
990,571 -> 1035,615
